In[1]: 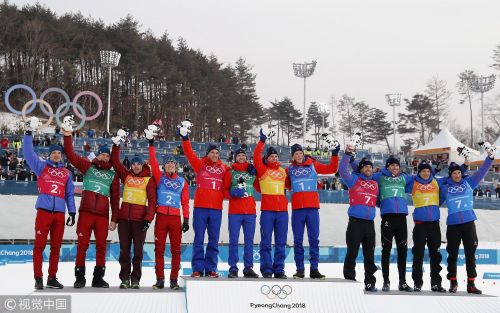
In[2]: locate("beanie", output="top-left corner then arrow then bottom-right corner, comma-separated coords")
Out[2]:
417,161 -> 432,175
206,143 -> 219,156
162,154 -> 177,164
385,155 -> 400,168
97,145 -> 110,156
130,154 -> 143,165
265,146 -> 278,159
358,159 -> 373,172
290,144 -> 303,156
448,162 -> 461,176
49,145 -> 63,155
234,147 -> 246,157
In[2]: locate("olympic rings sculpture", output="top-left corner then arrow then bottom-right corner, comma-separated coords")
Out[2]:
4,84 -> 103,130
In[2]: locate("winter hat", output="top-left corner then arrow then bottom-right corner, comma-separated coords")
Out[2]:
206,143 -> 219,156
290,144 -> 303,156
265,146 -> 278,159
385,155 -> 400,168
234,147 -> 246,156
448,162 -> 461,176
49,145 -> 63,155
97,145 -> 110,156
358,159 -> 373,172
162,154 -> 177,164
130,154 -> 143,165
417,161 -> 432,175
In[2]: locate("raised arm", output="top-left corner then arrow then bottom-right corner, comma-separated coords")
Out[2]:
466,157 -> 494,189
111,144 -> 128,181
313,155 -> 339,174
339,154 -> 358,188
253,140 -> 267,176
63,135 -> 91,173
148,144 -> 163,183
182,139 -> 202,172
22,134 -> 45,176
65,173 -> 76,214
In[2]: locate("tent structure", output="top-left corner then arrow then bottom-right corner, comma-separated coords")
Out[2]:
411,128 -> 479,164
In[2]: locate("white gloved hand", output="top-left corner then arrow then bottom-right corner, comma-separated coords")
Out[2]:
144,124 -> 159,140
237,177 -> 248,197
177,120 -> 192,136
61,115 -> 74,132
117,129 -> 129,142
321,134 -> 340,150
479,142 -> 497,159
111,136 -> 121,146
457,146 -> 471,159
347,132 -> 362,151
25,117 -> 41,132
262,128 -> 276,138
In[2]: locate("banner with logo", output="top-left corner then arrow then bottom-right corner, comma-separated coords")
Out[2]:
184,278 -> 366,313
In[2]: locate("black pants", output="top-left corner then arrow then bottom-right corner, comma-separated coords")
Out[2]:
343,217 -> 377,286
381,214 -> 408,282
411,221 -> 442,287
118,220 -> 147,283
446,221 -> 478,280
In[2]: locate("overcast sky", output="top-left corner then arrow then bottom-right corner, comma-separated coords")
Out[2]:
12,0 -> 500,134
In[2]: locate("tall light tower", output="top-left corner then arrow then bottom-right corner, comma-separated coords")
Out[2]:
385,93 -> 402,154
100,50 -> 121,133
293,61 -> 317,146
469,74 -> 496,140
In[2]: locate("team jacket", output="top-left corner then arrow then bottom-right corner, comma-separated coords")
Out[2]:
63,135 -> 120,222
372,168 -> 410,215
223,162 -> 257,214
252,141 -> 288,212
339,154 -> 378,220
182,139 -> 230,210
111,144 -> 156,222
23,134 -> 76,214
285,155 -> 338,210
149,146 -> 190,218
439,157 -> 493,225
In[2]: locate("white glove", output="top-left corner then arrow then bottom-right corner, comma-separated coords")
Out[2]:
457,146 -> 471,159
347,132 -> 362,151
111,136 -> 121,146
321,134 -> 340,150
144,124 -> 159,140
117,129 -> 128,142
479,142 -> 497,159
61,115 -> 74,132
262,128 -> 276,138
177,120 -> 192,137
237,178 -> 248,197
25,117 -> 41,132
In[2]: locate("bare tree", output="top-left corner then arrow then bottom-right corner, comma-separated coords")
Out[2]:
425,75 -> 451,134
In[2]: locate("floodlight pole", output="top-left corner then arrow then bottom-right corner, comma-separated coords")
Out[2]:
385,93 -> 402,154
293,61 -> 317,146
100,50 -> 121,133
469,74 -> 496,140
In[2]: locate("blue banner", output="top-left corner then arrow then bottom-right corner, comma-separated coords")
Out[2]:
1,244 -> 499,265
